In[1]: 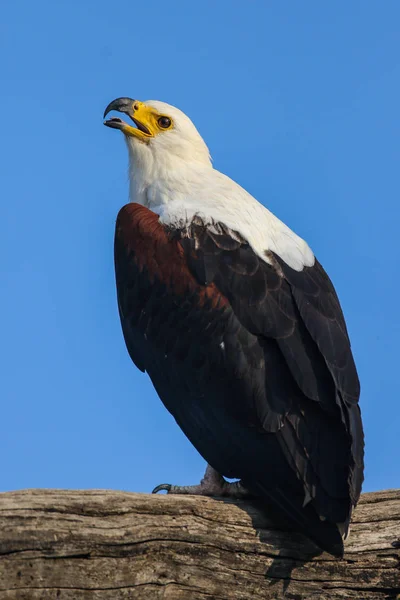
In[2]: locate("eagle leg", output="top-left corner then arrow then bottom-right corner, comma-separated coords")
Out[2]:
152,464 -> 250,498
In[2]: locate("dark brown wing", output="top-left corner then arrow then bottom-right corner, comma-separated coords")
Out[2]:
181,219 -> 364,507
114,203 -> 364,556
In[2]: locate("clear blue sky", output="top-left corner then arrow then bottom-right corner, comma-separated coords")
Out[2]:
1,0 -> 399,495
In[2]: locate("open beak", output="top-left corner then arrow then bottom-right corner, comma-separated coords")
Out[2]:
103,97 -> 153,140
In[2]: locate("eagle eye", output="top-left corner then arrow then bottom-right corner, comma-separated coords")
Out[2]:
158,116 -> 172,129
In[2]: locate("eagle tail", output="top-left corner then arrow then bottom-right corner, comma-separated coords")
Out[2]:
251,482 -> 345,557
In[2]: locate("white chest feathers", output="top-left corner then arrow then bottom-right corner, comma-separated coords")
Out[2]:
129,163 -> 315,272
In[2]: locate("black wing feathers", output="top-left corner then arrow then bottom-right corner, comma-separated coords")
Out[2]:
114,206 -> 364,555
179,220 -> 364,512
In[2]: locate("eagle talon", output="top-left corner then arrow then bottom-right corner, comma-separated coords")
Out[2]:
152,483 -> 172,494
151,466 -> 251,498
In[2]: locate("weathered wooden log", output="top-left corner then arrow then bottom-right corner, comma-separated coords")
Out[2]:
0,489 -> 398,599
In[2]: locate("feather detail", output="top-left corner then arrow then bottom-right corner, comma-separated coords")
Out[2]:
114,203 -> 364,555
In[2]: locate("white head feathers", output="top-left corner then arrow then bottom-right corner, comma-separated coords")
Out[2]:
126,101 -> 211,176
112,98 -> 314,271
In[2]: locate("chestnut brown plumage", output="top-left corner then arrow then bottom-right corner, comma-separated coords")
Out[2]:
114,202 -> 364,557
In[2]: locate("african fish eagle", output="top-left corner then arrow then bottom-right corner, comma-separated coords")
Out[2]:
103,97 -> 364,557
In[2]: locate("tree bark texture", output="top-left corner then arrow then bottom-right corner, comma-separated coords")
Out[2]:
0,489 -> 399,599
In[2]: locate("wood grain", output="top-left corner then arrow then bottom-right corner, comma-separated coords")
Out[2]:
0,489 -> 399,599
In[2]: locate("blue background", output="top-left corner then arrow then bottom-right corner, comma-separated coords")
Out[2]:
1,1 -> 399,494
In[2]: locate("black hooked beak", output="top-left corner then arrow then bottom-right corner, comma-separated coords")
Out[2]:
103,97 -> 136,130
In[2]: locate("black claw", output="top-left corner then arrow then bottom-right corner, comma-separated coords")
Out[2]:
391,538 -> 400,548
152,483 -> 172,494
